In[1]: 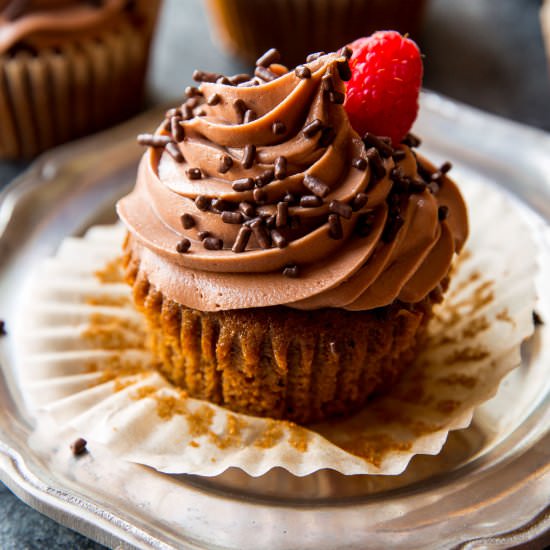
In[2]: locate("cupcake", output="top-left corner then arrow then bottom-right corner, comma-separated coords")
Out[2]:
0,0 -> 161,159
117,32 -> 468,425
204,0 -> 428,66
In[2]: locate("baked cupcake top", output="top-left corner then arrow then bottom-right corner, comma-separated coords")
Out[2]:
118,40 -> 468,312
0,0 -> 156,53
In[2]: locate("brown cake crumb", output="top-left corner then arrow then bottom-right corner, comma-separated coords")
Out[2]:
341,434 -> 411,468
94,257 -> 124,283
70,438 -> 87,456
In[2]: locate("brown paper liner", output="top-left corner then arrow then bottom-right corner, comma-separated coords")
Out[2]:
205,0 -> 428,66
123,243 -> 445,424
0,15 -> 157,159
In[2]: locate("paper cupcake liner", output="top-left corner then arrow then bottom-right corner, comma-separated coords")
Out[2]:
16,179 -> 538,477
205,0 -> 427,66
0,21 -> 152,159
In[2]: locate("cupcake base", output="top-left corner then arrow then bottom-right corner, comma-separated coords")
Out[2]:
124,247 -> 442,424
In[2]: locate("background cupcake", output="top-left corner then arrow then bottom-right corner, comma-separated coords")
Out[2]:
204,0 -> 428,66
0,0 -> 162,159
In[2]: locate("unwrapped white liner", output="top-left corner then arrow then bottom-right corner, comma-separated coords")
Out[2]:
16,179 -> 537,477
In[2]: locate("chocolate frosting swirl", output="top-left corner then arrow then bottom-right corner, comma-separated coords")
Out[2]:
118,52 -> 468,312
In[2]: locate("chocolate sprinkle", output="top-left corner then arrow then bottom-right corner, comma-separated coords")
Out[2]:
274,156 -> 287,180
339,46 -> 353,59
271,229 -> 288,248
229,73 -> 251,85
319,127 -> 336,147
192,70 -> 220,83
0,320 -> 6,336
207,93 -> 221,106
185,86 -> 201,97
329,91 -> 345,104
440,161 -> 452,174
239,201 -> 255,217
306,51 -> 325,62
329,200 -> 352,219
232,177 -> 254,191
211,198 -> 226,212
283,264 -> 300,278
180,213 -> 195,229
216,76 -> 231,85
186,96 -> 200,109
181,104 -> 193,120
276,201 -> 288,227
363,133 -> 393,157
256,48 -> 281,67
233,98 -> 247,123
356,212 -> 375,237
392,149 -> 407,162
186,167 -> 202,179
322,73 -> 335,92
300,195 -> 323,207
328,213 -> 343,239
242,144 -> 256,168
166,142 -> 184,163
303,118 -> 323,138
303,174 -> 330,197
165,107 -> 181,119
438,205 -> 449,221
70,438 -> 87,456
137,134 -> 171,148
195,195 -> 210,211
402,132 -> 421,148
251,220 -> 271,249
221,211 -> 244,224
243,109 -> 257,124
265,215 -> 276,229
283,193 -> 296,204
337,60 -> 352,81
176,238 -> 191,253
255,169 -> 274,187
352,192 -> 369,211
303,118 -> 324,138
352,157 -> 367,170
232,225 -> 252,253
254,66 -> 278,82
366,147 -> 386,179
382,215 -> 404,242
409,178 -> 427,194
219,154 -> 233,174
272,121 -> 286,135
253,188 -> 267,203
198,231 -> 210,240
295,65 -> 312,79
171,117 -> 185,142
203,237 -> 223,250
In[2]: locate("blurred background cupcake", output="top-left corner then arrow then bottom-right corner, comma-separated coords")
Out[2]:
0,0 -> 162,159
204,0 -> 427,66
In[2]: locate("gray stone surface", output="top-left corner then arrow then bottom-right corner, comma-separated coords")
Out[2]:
0,0 -> 549,548
0,483 -> 106,550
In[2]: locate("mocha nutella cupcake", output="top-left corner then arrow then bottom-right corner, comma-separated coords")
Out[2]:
117,33 -> 468,425
0,0 -> 161,159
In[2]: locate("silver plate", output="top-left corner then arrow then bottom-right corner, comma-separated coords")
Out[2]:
0,93 -> 549,550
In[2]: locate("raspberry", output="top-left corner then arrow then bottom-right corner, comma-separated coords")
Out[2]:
344,31 -> 423,146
